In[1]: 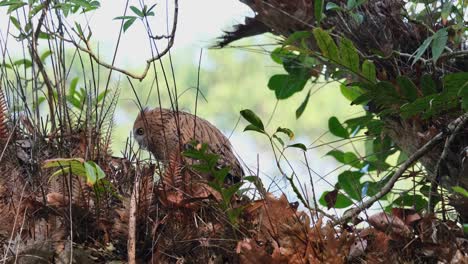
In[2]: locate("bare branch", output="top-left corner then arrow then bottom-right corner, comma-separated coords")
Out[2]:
52,0 -> 178,81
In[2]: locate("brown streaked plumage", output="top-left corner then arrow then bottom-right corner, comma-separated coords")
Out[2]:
133,108 -> 243,182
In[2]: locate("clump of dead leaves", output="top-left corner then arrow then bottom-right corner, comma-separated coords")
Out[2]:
2,133 -> 468,263
236,195 -> 468,264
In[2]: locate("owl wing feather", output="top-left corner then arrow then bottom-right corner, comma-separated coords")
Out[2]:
143,108 -> 244,181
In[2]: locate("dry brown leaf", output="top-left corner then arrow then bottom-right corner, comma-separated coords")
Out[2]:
368,212 -> 412,238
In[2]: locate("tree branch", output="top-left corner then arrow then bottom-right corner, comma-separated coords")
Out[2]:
334,112 -> 468,225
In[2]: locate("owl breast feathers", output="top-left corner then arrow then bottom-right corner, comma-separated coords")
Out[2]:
133,108 -> 244,182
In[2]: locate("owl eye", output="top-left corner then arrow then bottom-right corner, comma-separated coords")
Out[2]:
136,128 -> 144,136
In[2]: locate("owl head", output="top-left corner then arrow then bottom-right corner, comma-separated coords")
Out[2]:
133,107 -> 151,150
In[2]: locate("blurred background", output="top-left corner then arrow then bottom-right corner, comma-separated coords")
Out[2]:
0,0 -> 363,203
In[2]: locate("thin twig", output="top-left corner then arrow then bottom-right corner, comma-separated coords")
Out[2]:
49,0 -> 178,81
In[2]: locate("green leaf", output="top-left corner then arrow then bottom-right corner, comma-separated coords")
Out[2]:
270,47 -> 296,64
351,92 -> 372,105
391,194 -> 428,211
346,0 -> 357,9
328,116 -> 349,139
43,158 -> 87,180
338,171 -> 364,200
243,124 -> 265,134
123,17 -> 136,32
9,16 -> 21,31
361,60 -> 376,83
222,183 -> 242,202
340,84 -> 363,101
146,3 -> 157,14
30,3 -> 45,16
351,12 -> 364,25
453,186 -> 468,198
339,38 -> 360,73
319,190 -> 353,209
288,143 -> 307,151
296,90 -> 311,119
213,167 -> 230,184
13,59 -> 32,68
397,76 -> 418,101
420,74 -> 437,95
276,127 -> 294,139
40,50 -> 52,61
84,161 -> 105,186
411,36 -> 432,66
130,5 -> 143,17
314,0 -> 323,23
268,74 -> 308,99
74,22 -> 84,37
273,134 -> 284,146
325,2 -> 341,11
432,28 -> 448,63
397,151 -> 408,164
326,150 -> 361,167
313,28 -> 339,62
240,109 -> 264,131
373,136 -> 394,162
399,96 -> 430,119
6,2 -> 26,14
441,2 -> 453,21
114,15 -> 137,20
284,31 -> 312,46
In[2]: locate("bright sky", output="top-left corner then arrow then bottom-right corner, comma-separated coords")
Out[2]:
0,0 -> 253,62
